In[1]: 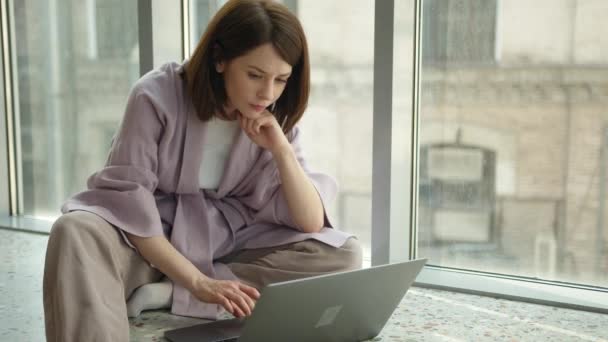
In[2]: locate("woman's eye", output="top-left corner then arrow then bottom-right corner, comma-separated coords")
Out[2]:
248,73 -> 262,79
276,78 -> 288,84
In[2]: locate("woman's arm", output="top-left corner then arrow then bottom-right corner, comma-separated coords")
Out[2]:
272,146 -> 325,233
238,111 -> 325,233
125,233 -> 259,317
126,233 -> 204,293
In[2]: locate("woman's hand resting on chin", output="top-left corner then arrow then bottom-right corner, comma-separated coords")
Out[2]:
237,110 -> 291,155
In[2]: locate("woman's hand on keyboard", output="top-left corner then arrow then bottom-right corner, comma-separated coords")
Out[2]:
192,277 -> 260,318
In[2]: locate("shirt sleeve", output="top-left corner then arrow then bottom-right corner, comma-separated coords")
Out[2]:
251,125 -> 338,230
61,83 -> 165,239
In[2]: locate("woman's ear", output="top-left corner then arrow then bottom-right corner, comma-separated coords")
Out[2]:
215,61 -> 225,73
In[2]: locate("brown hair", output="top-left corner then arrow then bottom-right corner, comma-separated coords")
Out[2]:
184,0 -> 310,134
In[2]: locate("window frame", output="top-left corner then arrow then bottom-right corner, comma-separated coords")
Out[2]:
1,0 -> 20,216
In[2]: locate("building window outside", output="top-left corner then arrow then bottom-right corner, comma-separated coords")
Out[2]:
422,0 -> 497,65
419,0 -> 608,288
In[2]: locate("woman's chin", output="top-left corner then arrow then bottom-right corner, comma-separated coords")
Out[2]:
239,109 -> 263,119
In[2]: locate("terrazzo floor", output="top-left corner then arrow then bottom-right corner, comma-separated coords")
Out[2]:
1,228 -> 607,342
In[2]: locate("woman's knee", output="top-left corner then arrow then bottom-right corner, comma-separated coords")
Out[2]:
44,212 -> 115,294
337,237 -> 363,271
49,211 -> 114,253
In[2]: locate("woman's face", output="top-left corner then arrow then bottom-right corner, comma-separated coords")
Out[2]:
216,43 -> 293,119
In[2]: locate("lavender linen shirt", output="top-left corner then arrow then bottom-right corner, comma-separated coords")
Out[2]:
62,61 -> 354,319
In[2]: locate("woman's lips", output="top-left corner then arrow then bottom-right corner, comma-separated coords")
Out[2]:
250,104 -> 266,112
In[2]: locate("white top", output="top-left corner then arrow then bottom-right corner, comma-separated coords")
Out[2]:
199,118 -> 241,190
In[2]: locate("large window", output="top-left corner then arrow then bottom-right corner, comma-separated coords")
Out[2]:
418,0 -> 608,288
11,0 -> 181,218
13,0 -> 139,217
297,1 -> 375,263
3,0 -> 607,310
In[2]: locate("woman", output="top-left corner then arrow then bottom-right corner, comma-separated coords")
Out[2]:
43,0 -> 362,341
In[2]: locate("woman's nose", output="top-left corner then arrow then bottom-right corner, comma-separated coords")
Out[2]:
258,81 -> 273,100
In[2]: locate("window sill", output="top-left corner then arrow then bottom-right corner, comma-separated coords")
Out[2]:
416,265 -> 608,314
0,215 -> 53,235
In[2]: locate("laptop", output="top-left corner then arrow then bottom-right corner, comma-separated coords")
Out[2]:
165,258 -> 427,342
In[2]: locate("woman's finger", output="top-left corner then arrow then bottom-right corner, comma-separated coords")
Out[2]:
254,115 -> 274,134
238,114 -> 247,131
247,117 -> 256,136
227,290 -> 252,316
239,289 -> 256,312
220,296 -> 234,315
242,117 -> 253,137
231,281 -> 256,302
230,299 -> 246,317
239,112 -> 249,131
235,292 -> 253,316
239,283 -> 261,299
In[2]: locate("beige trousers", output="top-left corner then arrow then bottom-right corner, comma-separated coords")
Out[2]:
43,211 -> 362,342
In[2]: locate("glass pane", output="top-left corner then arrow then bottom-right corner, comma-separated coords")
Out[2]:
190,0 -> 226,51
297,1 -> 374,263
189,1 -> 375,263
152,1 -> 182,69
0,20 -> 7,215
391,0 -> 415,263
14,0 -> 139,217
418,0 -> 608,288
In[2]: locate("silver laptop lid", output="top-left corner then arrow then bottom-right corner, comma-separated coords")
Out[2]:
237,258 -> 427,342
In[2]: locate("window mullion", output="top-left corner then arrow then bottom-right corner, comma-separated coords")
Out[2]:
137,0 -> 154,76
371,0 -> 395,266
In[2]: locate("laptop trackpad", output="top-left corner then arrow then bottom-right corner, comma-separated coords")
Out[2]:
164,318 -> 246,342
